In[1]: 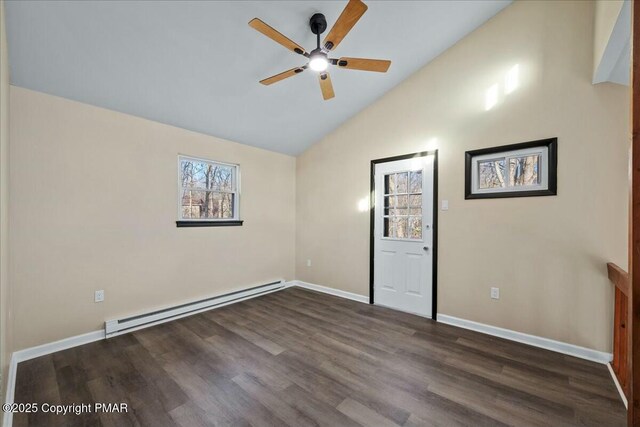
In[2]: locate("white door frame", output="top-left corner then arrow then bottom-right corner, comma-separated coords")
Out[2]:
369,151 -> 438,319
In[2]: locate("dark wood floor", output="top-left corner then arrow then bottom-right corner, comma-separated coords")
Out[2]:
14,287 -> 625,426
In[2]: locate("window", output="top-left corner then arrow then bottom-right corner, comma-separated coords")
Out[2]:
473,148 -> 546,194
465,138 -> 557,199
383,170 -> 422,240
177,156 -> 242,227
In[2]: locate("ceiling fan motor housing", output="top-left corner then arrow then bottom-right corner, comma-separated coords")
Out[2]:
309,13 -> 327,35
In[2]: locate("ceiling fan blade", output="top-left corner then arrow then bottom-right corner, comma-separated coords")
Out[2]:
260,66 -> 306,86
323,0 -> 368,51
249,18 -> 308,56
336,57 -> 391,72
319,73 -> 335,100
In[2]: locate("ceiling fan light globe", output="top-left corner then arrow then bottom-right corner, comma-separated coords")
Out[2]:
309,56 -> 328,72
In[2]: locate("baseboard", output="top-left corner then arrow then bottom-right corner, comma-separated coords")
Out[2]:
13,330 -> 105,364
2,329 -> 105,427
3,353 -> 17,427
438,314 -> 613,364
607,362 -> 628,408
291,280 -> 369,304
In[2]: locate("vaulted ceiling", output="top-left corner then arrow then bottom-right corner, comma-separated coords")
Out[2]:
5,1 -> 511,155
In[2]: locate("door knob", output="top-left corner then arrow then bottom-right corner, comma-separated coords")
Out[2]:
423,246 -> 429,251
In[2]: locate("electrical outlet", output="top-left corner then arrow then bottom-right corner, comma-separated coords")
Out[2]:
490,287 -> 500,300
95,290 -> 105,303
306,259 -> 312,267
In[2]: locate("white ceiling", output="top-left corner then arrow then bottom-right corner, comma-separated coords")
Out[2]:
5,1 -> 511,155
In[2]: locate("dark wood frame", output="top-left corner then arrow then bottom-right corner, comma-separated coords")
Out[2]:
369,151 -> 438,320
464,137 -> 558,200
176,220 -> 243,228
608,262 -> 629,400
630,1 -> 639,424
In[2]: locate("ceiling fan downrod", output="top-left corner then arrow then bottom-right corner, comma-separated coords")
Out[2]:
309,13 -> 327,55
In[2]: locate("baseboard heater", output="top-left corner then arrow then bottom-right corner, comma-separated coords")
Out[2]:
105,280 -> 285,338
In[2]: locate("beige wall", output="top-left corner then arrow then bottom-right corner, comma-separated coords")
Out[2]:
0,0 -> 11,403
9,87 -> 296,351
296,0 -> 629,352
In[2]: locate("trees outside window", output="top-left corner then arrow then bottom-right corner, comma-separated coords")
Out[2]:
179,156 -> 239,221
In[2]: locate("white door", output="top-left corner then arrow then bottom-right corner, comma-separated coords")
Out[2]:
374,155 -> 434,318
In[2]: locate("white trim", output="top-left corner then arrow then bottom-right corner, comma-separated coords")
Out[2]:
3,330 -> 104,427
291,280 -> 369,304
607,362 -> 628,408
13,330 -> 105,363
438,314 -> 613,364
3,353 -> 17,427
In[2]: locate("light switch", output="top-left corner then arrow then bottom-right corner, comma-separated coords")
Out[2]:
95,290 -> 105,303
441,200 -> 449,211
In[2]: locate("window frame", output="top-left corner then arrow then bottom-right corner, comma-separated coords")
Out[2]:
176,155 -> 243,227
471,146 -> 548,194
381,170 -> 425,241
465,138 -> 557,200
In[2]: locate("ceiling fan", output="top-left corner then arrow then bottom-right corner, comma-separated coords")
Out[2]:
249,0 -> 391,101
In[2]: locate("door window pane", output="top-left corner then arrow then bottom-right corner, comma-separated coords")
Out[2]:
396,172 -> 408,194
384,217 -> 396,238
409,171 -> 422,193
384,174 -> 396,195
385,196 -> 395,208
390,208 -> 408,216
382,169 -> 424,240
409,216 -> 422,239
396,217 -> 408,239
